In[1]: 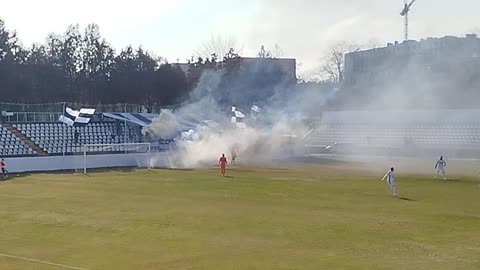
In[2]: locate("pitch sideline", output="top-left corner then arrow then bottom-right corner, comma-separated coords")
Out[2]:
0,253 -> 91,270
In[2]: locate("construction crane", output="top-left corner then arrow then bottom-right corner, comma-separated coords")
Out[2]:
400,0 -> 417,41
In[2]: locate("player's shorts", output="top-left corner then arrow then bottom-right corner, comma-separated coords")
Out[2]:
1,168 -> 5,174
437,169 -> 445,174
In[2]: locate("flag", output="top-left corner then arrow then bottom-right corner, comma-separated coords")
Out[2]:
251,105 -> 261,113
251,104 -> 261,119
231,106 -> 246,128
59,107 -> 95,126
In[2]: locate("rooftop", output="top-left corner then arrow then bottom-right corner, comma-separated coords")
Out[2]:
348,34 -> 480,56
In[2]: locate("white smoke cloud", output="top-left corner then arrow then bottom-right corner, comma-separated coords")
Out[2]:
170,119 -> 307,168
142,109 -> 178,139
144,61 -> 317,168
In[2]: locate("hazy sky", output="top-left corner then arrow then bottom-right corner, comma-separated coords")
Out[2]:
1,0 -> 479,75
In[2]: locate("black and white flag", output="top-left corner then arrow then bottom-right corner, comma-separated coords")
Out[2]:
231,106 -> 246,128
59,107 -> 95,126
250,104 -> 261,119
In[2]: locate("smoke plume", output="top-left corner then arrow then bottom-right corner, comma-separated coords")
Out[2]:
142,109 -> 178,139
145,60 -> 319,168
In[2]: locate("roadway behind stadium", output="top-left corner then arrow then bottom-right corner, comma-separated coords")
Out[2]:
0,161 -> 479,270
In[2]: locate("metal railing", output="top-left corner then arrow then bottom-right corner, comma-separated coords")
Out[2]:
1,112 -> 108,123
0,101 -> 186,123
0,101 -> 184,115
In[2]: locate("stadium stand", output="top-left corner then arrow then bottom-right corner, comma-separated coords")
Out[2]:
308,123 -> 480,148
0,104 -> 176,159
12,122 -> 143,155
305,110 -> 480,157
0,126 -> 36,157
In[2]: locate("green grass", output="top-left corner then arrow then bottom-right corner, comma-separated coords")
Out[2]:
0,165 -> 479,270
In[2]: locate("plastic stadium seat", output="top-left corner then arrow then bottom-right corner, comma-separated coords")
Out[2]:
3,121 -> 146,156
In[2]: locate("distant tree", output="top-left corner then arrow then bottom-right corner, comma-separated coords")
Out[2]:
81,24 -> 115,76
61,25 -> 82,76
135,48 -> 158,106
109,46 -> 176,106
364,38 -> 382,50
55,24 -> 83,101
78,23 -> 116,102
26,44 -> 49,65
153,63 -> 189,105
0,19 -> 27,102
134,47 -> 157,72
222,48 -> 242,74
0,18 -> 25,64
45,33 -> 63,65
195,34 -> 243,61
210,53 -> 218,63
21,43 -> 66,102
320,41 -> 360,83
110,46 -> 137,103
0,17 -> 189,105
195,56 -> 204,66
257,45 -> 272,58
257,44 -> 284,59
223,48 -> 240,61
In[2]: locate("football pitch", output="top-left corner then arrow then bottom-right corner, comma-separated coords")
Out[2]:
0,163 -> 479,270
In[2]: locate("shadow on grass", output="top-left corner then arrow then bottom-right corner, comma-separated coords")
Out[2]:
76,167 -> 137,177
398,196 -> 415,201
436,178 -> 480,184
0,173 -> 31,182
87,167 -> 196,174
1,167 -> 200,181
227,168 -> 288,173
159,168 -> 195,172
445,178 -> 461,182
224,176 -> 235,179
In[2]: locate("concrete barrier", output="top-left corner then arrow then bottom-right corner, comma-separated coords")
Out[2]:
4,152 -> 170,173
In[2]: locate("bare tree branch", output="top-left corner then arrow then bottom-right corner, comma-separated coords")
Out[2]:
319,41 -> 360,83
257,44 -> 285,59
257,45 -> 272,58
195,34 -> 243,60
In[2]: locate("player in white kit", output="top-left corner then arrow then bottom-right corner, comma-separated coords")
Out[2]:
381,167 -> 398,196
435,156 -> 447,180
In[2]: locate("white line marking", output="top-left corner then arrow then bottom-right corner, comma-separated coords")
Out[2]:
0,253 -> 91,270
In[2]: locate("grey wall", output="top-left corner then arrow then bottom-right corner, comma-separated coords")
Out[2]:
5,153 -> 170,173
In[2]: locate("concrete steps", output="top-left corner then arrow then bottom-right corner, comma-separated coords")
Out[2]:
3,124 -> 48,156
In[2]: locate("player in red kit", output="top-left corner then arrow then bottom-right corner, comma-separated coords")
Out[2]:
219,154 -> 227,176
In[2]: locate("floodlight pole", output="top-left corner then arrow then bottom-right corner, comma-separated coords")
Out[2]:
62,102 -> 66,156
83,145 -> 87,174
124,103 -> 127,154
